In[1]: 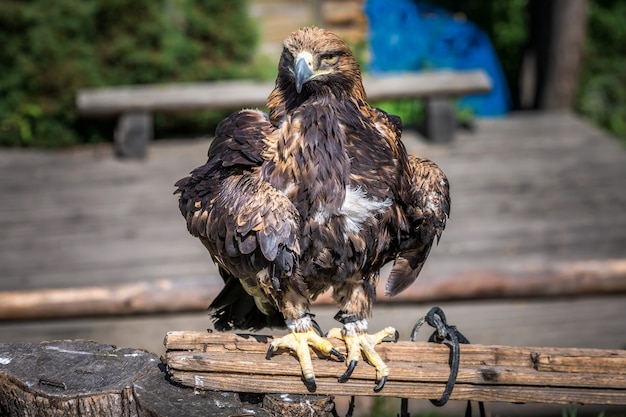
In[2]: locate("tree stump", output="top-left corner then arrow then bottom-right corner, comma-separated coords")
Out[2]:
133,368 -> 271,417
262,393 -> 335,416
0,340 -> 158,417
0,340 -> 335,416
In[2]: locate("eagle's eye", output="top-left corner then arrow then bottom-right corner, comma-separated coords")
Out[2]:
320,54 -> 339,68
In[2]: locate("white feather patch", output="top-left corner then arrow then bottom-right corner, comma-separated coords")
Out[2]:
341,186 -> 391,234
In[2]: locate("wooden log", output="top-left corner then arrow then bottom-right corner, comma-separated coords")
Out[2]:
2,258 -> 625,321
164,331 -> 626,406
0,279 -> 217,321
0,340 -> 159,417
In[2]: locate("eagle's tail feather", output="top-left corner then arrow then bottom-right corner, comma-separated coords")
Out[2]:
209,269 -> 285,331
385,245 -> 432,297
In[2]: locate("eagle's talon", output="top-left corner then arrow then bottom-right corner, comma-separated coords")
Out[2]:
330,347 -> 345,362
266,328 -> 341,390
331,325 -> 395,389
392,329 -> 400,343
373,375 -> 388,392
265,344 -> 275,360
338,359 -> 358,383
303,377 -> 317,392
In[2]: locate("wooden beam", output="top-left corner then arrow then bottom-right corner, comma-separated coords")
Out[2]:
364,70 -> 491,102
75,71 -> 491,116
164,331 -> 626,405
1,259 -> 625,322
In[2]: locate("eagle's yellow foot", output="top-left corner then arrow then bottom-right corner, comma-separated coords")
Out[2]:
266,317 -> 345,392
327,323 -> 399,392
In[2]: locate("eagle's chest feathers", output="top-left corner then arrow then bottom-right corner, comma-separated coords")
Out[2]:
335,186 -> 391,234
264,105 -> 391,272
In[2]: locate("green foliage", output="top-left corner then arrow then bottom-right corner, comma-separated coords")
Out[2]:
372,99 -> 424,128
363,397 -> 400,417
577,0 -> 626,146
372,98 -> 474,130
562,406 -> 579,417
0,0 -> 258,148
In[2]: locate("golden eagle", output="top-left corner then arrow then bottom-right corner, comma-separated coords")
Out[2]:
175,27 -> 450,392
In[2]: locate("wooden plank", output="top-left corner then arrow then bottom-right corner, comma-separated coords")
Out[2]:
164,332 -> 626,405
364,70 -> 491,101
75,71 -> 491,116
75,80 -> 273,116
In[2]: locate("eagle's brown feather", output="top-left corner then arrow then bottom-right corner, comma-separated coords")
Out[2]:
175,27 -> 450,332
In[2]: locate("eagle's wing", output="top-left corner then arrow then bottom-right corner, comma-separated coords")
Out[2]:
174,109 -> 301,329
372,106 -> 403,139
365,106 -> 449,297
385,156 -> 450,297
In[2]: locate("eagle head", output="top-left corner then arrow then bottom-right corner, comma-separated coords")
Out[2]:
273,27 -> 365,103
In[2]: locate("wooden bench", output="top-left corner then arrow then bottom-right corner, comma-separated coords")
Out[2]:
76,70 -> 491,157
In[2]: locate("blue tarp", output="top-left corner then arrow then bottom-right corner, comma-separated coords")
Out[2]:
365,0 -> 510,116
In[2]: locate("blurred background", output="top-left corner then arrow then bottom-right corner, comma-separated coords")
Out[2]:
1,1 -> 626,416
1,0 -> 625,147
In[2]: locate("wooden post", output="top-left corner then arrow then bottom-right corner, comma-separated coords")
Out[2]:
164,331 -> 626,406
527,0 -> 589,110
424,97 -> 455,143
114,112 -> 153,158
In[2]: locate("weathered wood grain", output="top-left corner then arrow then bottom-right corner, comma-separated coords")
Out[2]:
164,331 -> 626,405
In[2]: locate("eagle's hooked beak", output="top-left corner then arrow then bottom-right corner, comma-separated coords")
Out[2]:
294,52 -> 315,94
